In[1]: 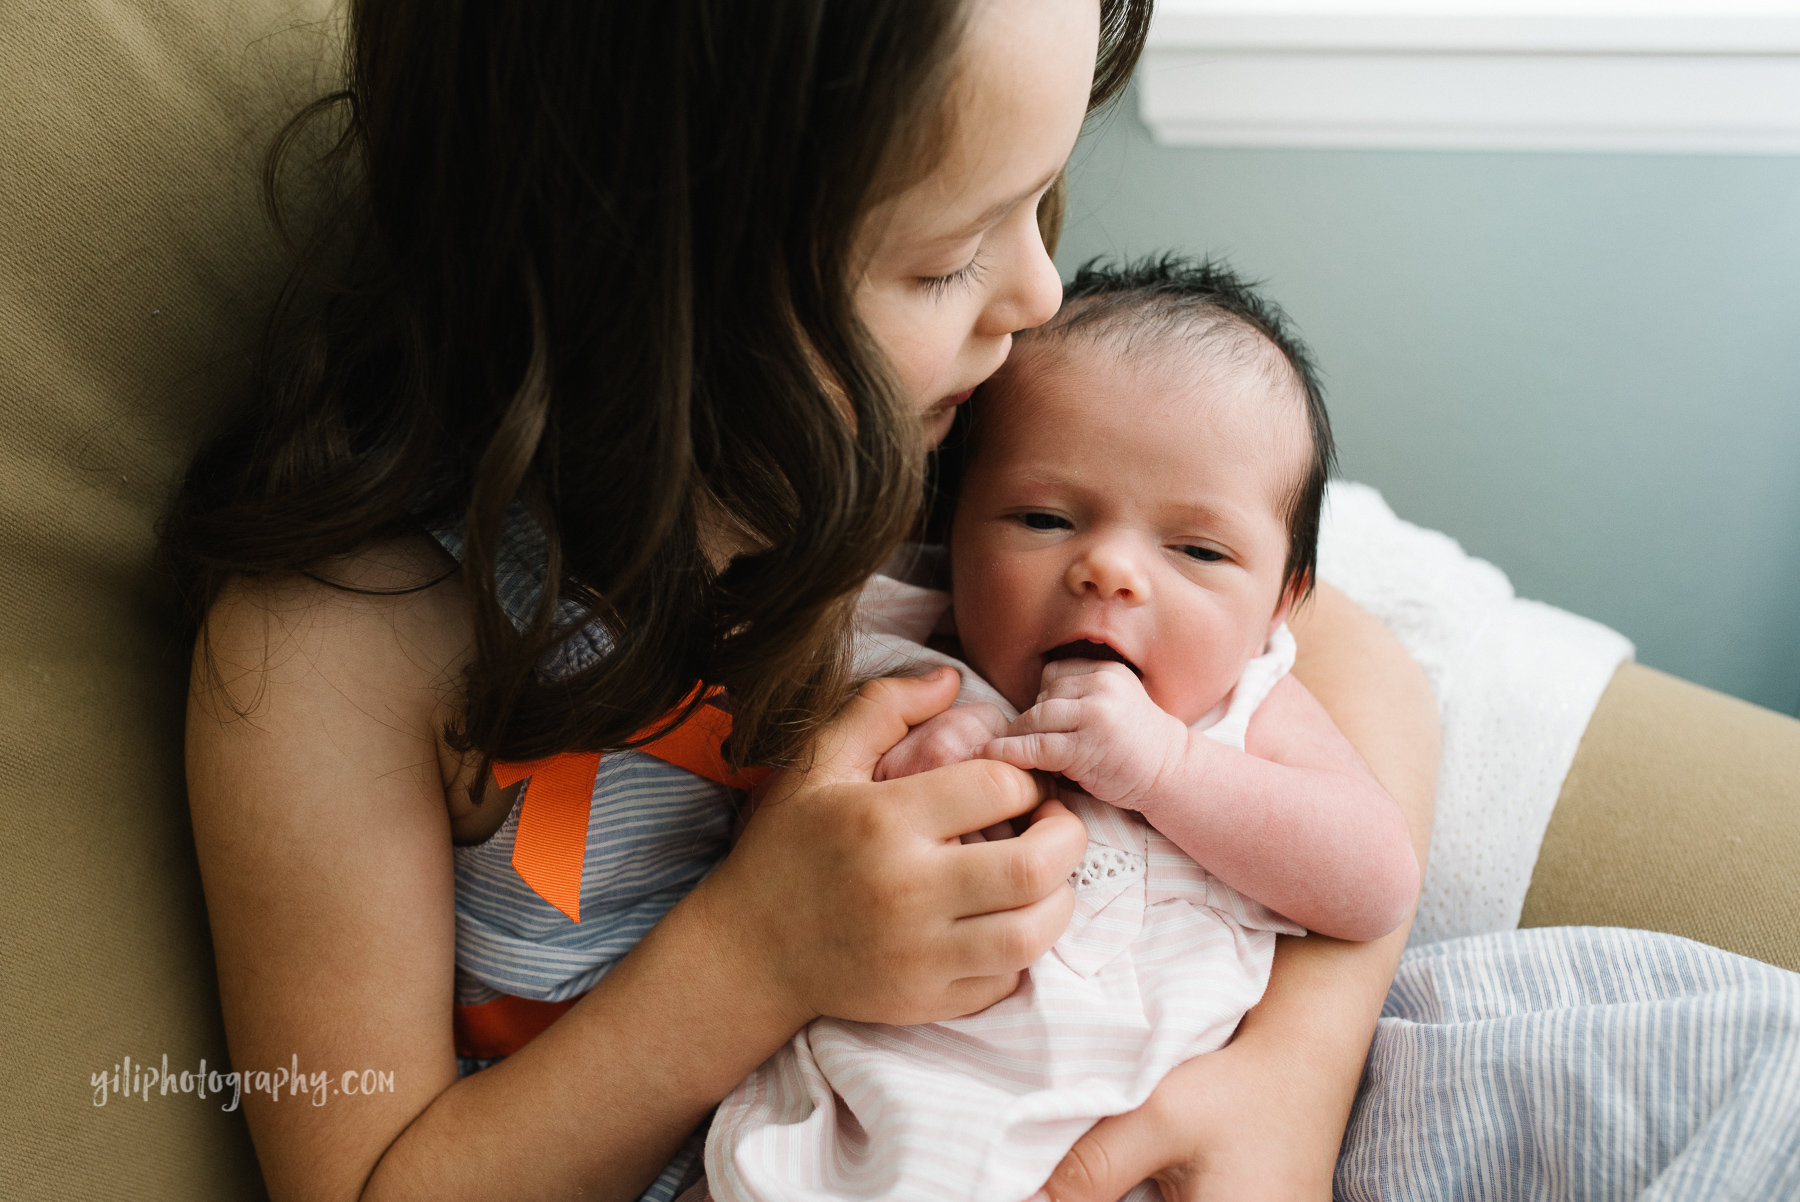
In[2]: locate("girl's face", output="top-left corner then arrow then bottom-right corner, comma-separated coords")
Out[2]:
854,0 -> 1100,448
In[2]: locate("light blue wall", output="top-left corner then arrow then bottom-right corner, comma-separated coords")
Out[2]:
1057,93 -> 1800,716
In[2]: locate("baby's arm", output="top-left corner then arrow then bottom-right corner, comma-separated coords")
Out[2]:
984,661 -> 1419,941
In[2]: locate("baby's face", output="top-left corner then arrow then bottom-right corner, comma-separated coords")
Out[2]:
950,343 -> 1309,725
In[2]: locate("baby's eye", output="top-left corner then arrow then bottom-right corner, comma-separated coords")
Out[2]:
1018,512 -> 1071,531
1178,544 -> 1224,562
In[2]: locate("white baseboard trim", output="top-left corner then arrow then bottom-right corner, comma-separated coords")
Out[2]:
1141,8 -> 1800,155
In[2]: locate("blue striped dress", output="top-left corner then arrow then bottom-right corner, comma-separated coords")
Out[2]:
437,511 -> 736,1202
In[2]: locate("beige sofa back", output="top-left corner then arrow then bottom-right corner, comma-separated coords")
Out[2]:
2,3 -> 336,1197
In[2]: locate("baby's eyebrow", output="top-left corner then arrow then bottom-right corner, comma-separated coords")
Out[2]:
1162,498 -> 1257,536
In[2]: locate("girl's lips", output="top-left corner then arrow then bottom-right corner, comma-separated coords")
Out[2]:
940,388 -> 975,407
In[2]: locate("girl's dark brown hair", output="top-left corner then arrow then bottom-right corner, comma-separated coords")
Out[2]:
164,0 -> 1151,769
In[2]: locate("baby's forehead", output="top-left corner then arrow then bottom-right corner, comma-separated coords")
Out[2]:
1020,301 -> 1289,385
975,336 -> 1308,519
993,320 -> 1310,452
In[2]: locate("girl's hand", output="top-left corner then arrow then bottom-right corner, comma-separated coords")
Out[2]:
874,701 -> 1011,782
983,658 -> 1189,811
1033,1016 -> 1344,1202
695,667 -> 1088,1030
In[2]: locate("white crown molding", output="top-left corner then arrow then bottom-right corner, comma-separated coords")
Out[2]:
1140,5 -> 1800,154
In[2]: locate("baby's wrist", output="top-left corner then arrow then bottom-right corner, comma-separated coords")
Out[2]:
1140,719 -> 1206,811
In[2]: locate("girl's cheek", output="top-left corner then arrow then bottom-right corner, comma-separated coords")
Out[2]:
892,320 -> 951,402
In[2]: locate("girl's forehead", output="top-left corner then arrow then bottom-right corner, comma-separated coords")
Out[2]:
875,0 -> 1097,246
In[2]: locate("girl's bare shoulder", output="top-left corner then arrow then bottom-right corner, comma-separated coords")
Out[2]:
198,533 -> 468,684
191,533 -> 475,788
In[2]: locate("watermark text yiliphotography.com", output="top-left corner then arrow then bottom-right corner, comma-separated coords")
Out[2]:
92,1054 -> 395,1110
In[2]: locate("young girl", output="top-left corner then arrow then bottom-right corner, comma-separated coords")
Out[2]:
170,2 -> 1439,1200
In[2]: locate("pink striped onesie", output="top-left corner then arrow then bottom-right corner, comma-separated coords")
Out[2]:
703,574 -> 1304,1202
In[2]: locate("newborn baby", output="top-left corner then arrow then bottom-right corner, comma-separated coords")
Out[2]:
705,258 -> 1420,1202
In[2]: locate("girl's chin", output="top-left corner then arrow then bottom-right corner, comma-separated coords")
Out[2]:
922,405 -> 959,447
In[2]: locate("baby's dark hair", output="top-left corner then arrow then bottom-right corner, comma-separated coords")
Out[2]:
1007,254 -> 1334,603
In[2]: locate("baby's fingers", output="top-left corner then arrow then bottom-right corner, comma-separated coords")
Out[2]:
1011,698 -> 1084,734
812,668 -> 961,783
1038,658 -> 1140,693
981,731 -> 1079,775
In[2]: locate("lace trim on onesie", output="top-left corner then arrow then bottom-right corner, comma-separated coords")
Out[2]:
1069,844 -> 1148,894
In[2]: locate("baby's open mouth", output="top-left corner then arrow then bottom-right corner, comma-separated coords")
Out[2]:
1044,640 -> 1142,677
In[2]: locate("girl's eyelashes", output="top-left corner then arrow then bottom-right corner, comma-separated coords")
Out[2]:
1177,544 -> 1225,562
1017,511 -> 1072,531
919,252 -> 985,299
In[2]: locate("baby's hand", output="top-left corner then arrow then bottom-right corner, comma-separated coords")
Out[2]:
982,659 -> 1189,811
873,701 -> 1012,783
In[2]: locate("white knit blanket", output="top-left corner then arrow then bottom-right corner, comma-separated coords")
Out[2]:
1317,482 -> 1634,947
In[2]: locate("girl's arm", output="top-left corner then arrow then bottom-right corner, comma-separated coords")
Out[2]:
189,540 -> 1087,1202
1034,582 -> 1440,1202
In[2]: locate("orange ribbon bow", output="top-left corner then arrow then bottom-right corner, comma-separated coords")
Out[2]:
490,689 -> 768,924
458,689 -> 768,1060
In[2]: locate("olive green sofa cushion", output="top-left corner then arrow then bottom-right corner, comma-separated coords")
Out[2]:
1,2 -> 335,1198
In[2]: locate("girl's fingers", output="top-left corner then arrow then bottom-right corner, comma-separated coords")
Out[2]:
811,669 -> 962,781
904,756 -> 1057,841
942,808 -> 1086,915
942,972 -> 1028,1019
982,732 -> 1078,775
945,881 -> 1078,975
1034,1103 -> 1174,1202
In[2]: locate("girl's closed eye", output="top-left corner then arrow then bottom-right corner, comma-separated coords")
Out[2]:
1018,511 -> 1072,531
920,252 -> 985,299
1178,544 -> 1224,562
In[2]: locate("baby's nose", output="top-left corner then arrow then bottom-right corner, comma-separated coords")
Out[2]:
1067,541 -> 1150,604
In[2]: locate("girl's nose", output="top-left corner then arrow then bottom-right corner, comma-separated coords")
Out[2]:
974,200 -> 1064,339
1066,540 -> 1150,605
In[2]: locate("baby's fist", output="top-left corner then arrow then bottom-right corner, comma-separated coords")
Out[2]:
982,659 -> 1187,810
874,703 -> 1012,783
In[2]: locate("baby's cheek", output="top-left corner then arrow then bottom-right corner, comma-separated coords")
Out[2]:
953,570 -> 1043,710
969,639 -> 1039,714
1147,660 -> 1237,727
